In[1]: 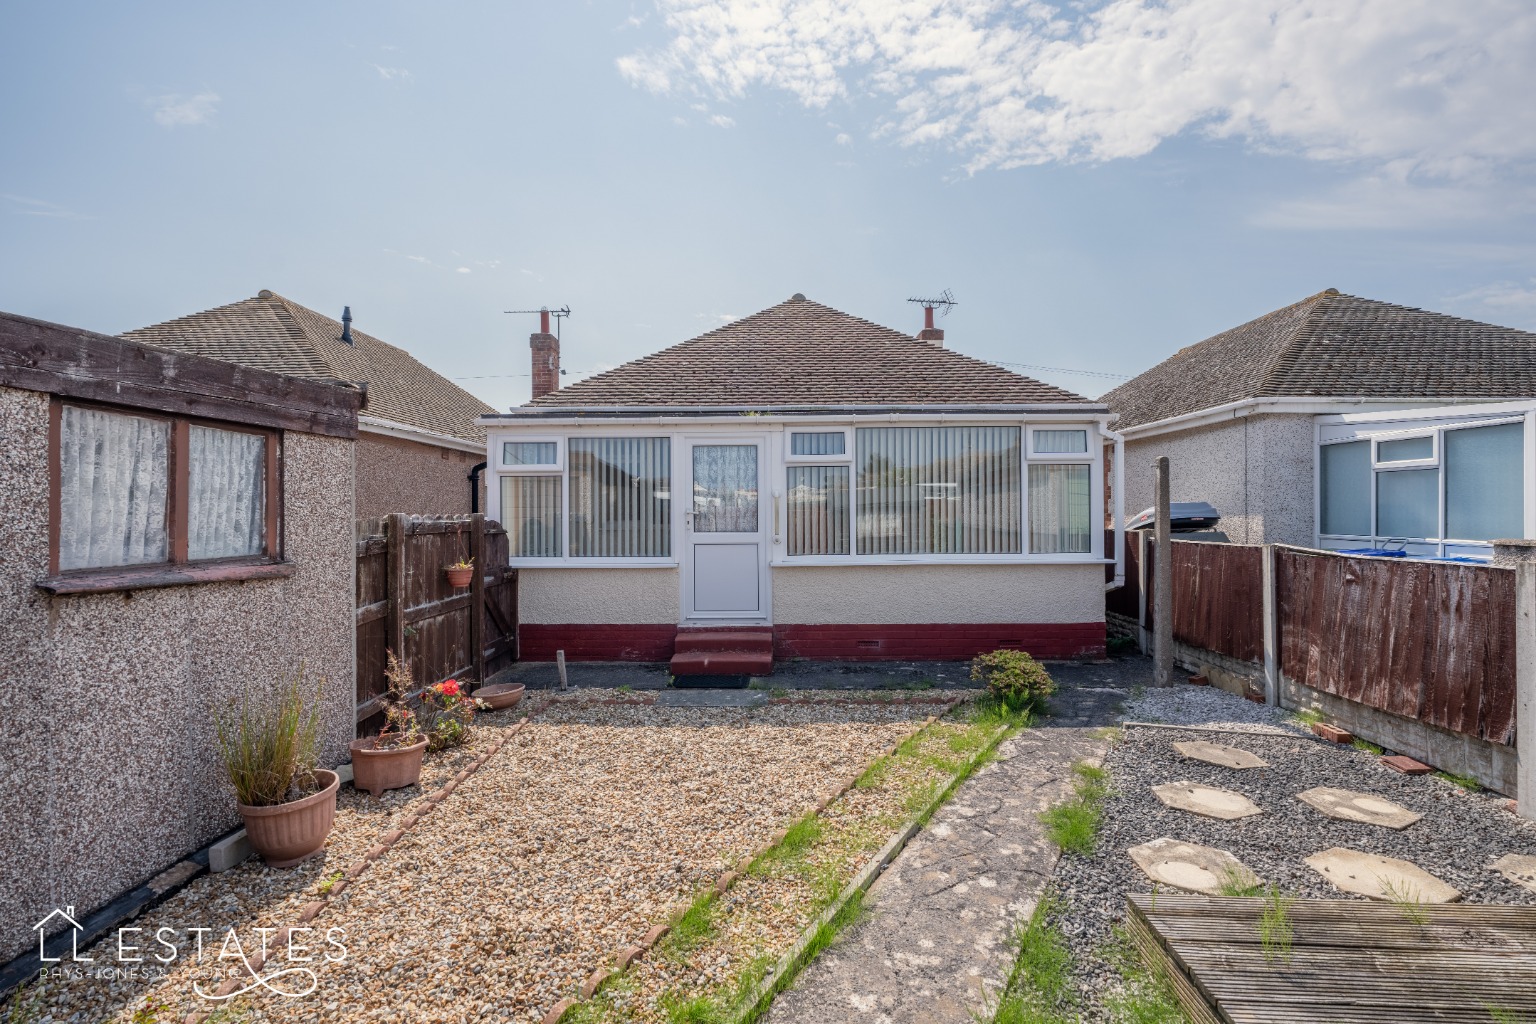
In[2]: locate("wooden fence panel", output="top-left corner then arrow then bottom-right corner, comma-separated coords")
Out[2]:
1140,539 -> 1263,663
1276,549 -> 1516,744
354,514 -> 518,726
1106,529 -> 1141,620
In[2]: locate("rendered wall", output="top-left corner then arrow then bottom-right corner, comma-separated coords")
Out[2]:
1122,413 -> 1315,545
355,431 -> 484,519
0,385 -> 356,962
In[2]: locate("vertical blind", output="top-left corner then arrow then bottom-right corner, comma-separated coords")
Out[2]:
503,441 -> 558,466
59,406 -> 170,570
1033,429 -> 1088,454
790,432 -> 846,456
502,476 -> 562,557
188,426 -> 266,559
692,444 -> 759,533
1028,464 -> 1092,553
855,426 -> 1021,554
787,466 -> 850,555
568,437 -> 671,557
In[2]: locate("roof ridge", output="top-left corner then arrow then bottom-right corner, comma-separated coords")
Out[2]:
1252,288 -> 1339,397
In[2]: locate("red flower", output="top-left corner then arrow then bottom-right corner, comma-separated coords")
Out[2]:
438,679 -> 461,697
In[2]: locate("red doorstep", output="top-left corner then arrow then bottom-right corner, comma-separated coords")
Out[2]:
1381,754 -> 1433,775
673,629 -> 773,654
1312,723 -> 1354,744
668,650 -> 774,676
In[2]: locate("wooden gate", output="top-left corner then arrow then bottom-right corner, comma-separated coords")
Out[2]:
355,514 -> 518,725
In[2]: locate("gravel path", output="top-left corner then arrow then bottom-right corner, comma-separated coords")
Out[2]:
1121,683 -> 1305,734
1052,721 -> 1536,1020
20,698 -> 935,1023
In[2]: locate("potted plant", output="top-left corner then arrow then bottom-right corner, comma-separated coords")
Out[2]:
444,557 -> 474,589
218,671 -> 338,868
350,650 -> 430,796
419,678 -> 488,751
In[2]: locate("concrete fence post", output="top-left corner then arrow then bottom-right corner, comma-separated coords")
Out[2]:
1516,560 -> 1535,819
1261,544 -> 1279,707
1153,456 -> 1173,687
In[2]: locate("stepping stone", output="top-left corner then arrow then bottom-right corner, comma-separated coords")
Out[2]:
1172,740 -> 1269,770
1304,847 -> 1462,903
1491,853 -> 1536,895
1128,837 -> 1261,895
1296,787 -> 1423,830
1153,781 -> 1264,820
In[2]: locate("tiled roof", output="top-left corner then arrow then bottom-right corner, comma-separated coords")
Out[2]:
1102,289 -> 1536,429
524,295 -> 1095,408
125,292 -> 494,444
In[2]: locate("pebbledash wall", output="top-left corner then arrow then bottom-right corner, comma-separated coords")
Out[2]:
0,381 -> 356,963
518,563 -> 1107,661
354,430 -> 485,518
1121,413 -> 1316,546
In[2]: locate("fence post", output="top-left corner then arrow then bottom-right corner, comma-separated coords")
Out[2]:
1153,456 -> 1173,687
470,513 -> 486,684
385,512 -> 408,661
1262,544 -> 1279,707
1517,561 -> 1535,819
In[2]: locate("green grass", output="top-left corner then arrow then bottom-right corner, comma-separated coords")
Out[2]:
970,693 -> 1040,729
1039,762 -> 1110,856
1214,866 -> 1263,898
1257,886 -> 1295,965
1351,737 -> 1385,755
750,814 -> 823,874
1288,706 -> 1325,729
615,684 -> 633,694
1484,1004 -> 1536,1024
1381,878 -> 1430,925
1435,769 -> 1482,792
992,891 -> 1077,1024
663,891 -> 720,957
1102,925 -> 1188,1024
1106,635 -> 1140,658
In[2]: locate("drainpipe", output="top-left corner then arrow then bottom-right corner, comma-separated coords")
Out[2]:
468,461 -> 486,514
1104,427 -> 1126,591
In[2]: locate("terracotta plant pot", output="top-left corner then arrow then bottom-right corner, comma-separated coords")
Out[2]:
238,769 -> 339,869
349,736 -> 429,796
445,566 -> 474,588
475,683 -> 525,711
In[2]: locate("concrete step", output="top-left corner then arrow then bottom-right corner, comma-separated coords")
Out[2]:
669,650 -> 774,677
673,629 -> 773,655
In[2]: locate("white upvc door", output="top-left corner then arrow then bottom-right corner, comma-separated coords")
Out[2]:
681,435 -> 771,622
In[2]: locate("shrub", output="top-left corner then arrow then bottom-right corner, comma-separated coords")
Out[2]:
218,669 -> 325,807
368,649 -> 424,750
971,649 -> 1055,711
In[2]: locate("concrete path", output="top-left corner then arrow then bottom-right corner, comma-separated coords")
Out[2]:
764,664 -> 1133,1024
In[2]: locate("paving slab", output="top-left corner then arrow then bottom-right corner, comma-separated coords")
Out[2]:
1127,837 -> 1261,894
1152,781 -> 1264,820
1304,847 -> 1463,903
1296,787 -> 1423,830
1491,853 -> 1536,894
653,689 -> 768,708
764,664 -> 1131,1024
1172,740 -> 1269,770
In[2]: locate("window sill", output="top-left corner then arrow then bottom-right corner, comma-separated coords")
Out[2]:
507,559 -> 679,569
771,555 -> 1111,567
36,559 -> 295,596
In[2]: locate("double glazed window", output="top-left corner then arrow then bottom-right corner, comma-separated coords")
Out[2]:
500,437 -> 672,559
55,404 -> 275,572
1320,421 -> 1524,544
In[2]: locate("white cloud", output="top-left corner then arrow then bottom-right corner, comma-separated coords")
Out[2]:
834,132 -> 851,145
1446,278 -> 1536,312
372,64 -> 414,81
2,194 -> 87,219
709,113 -> 736,128
150,91 -> 219,127
456,266 -> 471,273
619,0 -> 1536,179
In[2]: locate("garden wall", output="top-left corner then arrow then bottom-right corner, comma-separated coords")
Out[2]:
0,321 -> 360,964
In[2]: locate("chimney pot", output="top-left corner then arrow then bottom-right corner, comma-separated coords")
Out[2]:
340,306 -> 354,345
540,308 -> 551,334
916,305 -> 944,346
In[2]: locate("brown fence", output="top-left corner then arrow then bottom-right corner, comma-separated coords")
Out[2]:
355,514 -> 518,725
1141,538 -> 1265,663
1105,528 -> 1141,621
1276,549 -> 1516,744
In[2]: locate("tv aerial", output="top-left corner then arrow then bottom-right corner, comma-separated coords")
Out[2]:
505,305 -> 571,341
907,289 -> 957,317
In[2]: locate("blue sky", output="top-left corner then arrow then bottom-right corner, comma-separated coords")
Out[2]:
3,1 -> 1534,410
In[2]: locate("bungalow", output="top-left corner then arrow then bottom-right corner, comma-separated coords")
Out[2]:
480,294 -> 1122,671
1103,289 -> 1536,560
125,290 -> 495,518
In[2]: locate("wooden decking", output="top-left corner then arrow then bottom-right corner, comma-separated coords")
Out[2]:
1126,893 -> 1536,1023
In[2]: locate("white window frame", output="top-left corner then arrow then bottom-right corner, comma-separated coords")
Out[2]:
496,436 -> 564,474
1027,425 -> 1094,459
784,427 -> 854,465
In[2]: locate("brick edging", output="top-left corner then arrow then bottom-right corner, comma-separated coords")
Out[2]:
542,697 -> 966,1024
183,699 -> 551,1024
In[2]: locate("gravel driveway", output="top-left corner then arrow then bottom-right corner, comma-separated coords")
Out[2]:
20,698 -> 935,1023
1052,715 -> 1536,1019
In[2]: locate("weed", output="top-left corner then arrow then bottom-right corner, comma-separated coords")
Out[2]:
970,693 -> 1037,729
769,687 -> 789,699
1214,866 -> 1263,898
3,983 -> 41,1024
902,779 -> 942,821
1351,737 -> 1385,755
1106,634 -> 1140,658
1381,878 -> 1430,925
1435,769 -> 1481,792
1101,925 -> 1186,1024
1484,1004 -> 1536,1024
751,815 -> 823,873
1094,726 -> 1126,745
1257,886 -> 1295,964
661,991 -> 729,1024
663,892 -> 718,957
947,729 -> 990,756
316,869 -> 344,896
1039,761 -> 1110,856
130,996 -> 174,1024
811,859 -> 846,907
854,755 -> 892,790
1002,891 -> 1076,1011
1289,706 -> 1325,729
615,684 -> 633,694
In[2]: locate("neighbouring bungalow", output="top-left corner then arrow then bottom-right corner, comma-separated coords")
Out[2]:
1104,289 -> 1536,560
125,290 -> 495,518
480,294 -> 1123,673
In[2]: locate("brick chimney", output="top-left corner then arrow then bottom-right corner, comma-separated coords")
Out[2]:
530,308 -> 560,400
916,305 -> 945,346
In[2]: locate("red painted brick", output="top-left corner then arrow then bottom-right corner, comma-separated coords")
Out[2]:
641,924 -> 669,948
364,844 -> 388,861
345,860 -> 370,880
327,879 -> 348,897
381,829 -> 405,846
298,900 -> 325,921
618,945 -> 644,970
1312,723 -> 1354,744
581,968 -> 612,998
542,997 -> 575,1024
1381,754 -> 1433,775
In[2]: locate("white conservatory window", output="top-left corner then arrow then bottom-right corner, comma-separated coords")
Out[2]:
855,426 -> 1022,555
